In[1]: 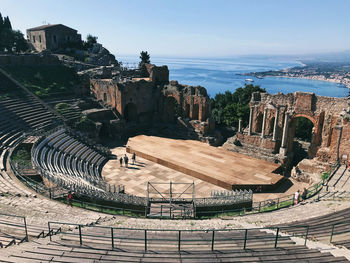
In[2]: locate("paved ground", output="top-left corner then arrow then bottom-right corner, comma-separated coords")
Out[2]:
102,146 -> 224,198
103,144 -> 309,201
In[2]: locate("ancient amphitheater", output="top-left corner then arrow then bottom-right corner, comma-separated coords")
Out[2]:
0,54 -> 350,263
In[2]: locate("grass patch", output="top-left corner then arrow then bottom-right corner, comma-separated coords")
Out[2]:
55,102 -> 71,114
321,172 -> 330,181
74,116 -> 96,131
12,147 -> 32,167
3,65 -> 80,98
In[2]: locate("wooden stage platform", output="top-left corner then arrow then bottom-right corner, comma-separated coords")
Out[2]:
126,136 -> 283,190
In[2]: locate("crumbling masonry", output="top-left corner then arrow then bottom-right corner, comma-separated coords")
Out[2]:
90,64 -> 214,136
232,91 -> 350,169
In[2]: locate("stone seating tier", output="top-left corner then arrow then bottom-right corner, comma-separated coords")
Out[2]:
0,222 -> 349,262
276,205 -> 350,249
33,130 -> 107,190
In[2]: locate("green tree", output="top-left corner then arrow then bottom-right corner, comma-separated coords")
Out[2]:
0,13 -> 3,32
3,16 -> 11,30
295,117 -> 313,142
83,34 -> 98,49
12,30 -> 28,52
211,84 -> 265,127
0,12 -> 28,53
139,51 -> 150,67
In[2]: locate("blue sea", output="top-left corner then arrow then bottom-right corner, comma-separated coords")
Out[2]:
116,56 -> 349,98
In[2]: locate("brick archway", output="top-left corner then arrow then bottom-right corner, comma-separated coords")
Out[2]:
293,114 -> 316,126
288,114 -> 320,160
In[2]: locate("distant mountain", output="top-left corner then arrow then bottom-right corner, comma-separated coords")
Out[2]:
298,50 -> 350,63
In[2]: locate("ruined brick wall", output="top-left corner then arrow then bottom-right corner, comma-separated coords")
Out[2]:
90,78 -> 158,123
117,80 -> 159,123
327,119 -> 350,162
237,133 -> 279,152
90,70 -> 212,128
243,91 -> 350,164
147,64 -> 169,84
90,79 -> 118,109
163,80 -> 211,122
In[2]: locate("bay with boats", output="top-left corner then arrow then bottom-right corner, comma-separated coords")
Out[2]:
118,55 -> 350,98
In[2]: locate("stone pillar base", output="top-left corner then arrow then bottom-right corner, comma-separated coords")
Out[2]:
279,147 -> 287,156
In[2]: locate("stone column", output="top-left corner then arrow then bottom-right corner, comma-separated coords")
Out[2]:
238,119 -> 242,133
248,106 -> 254,135
189,97 -> 194,119
261,108 -> 268,138
335,125 -> 343,161
279,112 -> 289,155
272,108 -> 279,141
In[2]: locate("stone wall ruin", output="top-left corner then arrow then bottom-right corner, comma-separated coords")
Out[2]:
90,64 -> 214,136
232,91 -> 350,168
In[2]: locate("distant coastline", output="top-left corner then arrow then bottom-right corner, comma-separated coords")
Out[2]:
243,60 -> 350,90
118,56 -> 349,97
267,74 -> 350,89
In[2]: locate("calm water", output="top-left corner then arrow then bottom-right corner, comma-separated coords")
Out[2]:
117,56 -> 349,98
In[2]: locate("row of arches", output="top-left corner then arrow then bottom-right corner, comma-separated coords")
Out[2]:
164,96 -> 199,121
252,109 -> 317,162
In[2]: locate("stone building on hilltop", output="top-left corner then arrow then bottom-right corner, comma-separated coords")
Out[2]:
27,24 -> 82,52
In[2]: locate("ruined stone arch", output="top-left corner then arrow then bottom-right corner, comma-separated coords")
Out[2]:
293,114 -> 316,126
166,94 -> 180,105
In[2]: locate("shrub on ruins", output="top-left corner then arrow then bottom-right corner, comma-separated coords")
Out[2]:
211,84 -> 265,127
139,51 -> 151,67
0,12 -> 28,53
83,34 -> 98,49
74,116 -> 96,131
12,147 -> 31,168
55,102 -> 71,114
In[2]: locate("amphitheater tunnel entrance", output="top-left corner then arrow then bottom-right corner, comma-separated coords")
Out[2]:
288,116 -> 315,167
124,102 -> 138,122
163,96 -> 179,123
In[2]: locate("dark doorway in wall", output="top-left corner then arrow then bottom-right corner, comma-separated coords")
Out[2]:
255,113 -> 263,133
290,116 -> 314,166
163,96 -> 178,122
124,103 -> 138,122
268,117 -> 275,135
192,104 -> 199,120
184,104 -> 190,118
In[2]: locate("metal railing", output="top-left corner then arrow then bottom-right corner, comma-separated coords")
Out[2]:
329,221 -> 350,243
195,162 -> 340,217
47,221 -> 310,251
0,212 -> 28,245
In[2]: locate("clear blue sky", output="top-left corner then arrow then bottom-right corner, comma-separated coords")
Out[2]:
1,0 -> 349,57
